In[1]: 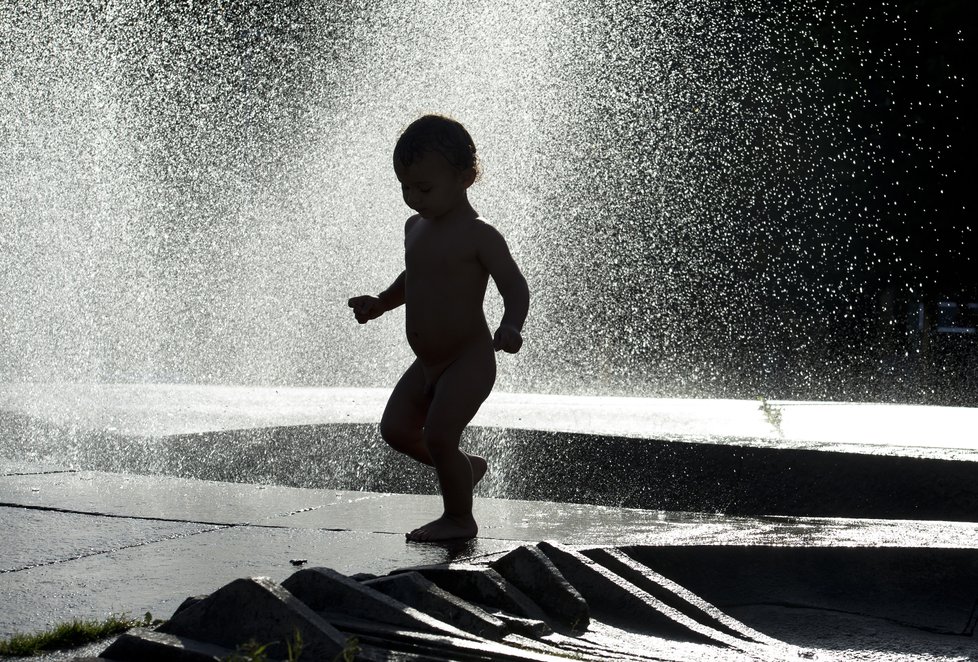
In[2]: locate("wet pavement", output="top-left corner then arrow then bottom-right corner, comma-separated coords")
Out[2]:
2,465 -> 977,651
2,383 -> 977,459
1,384 -> 977,659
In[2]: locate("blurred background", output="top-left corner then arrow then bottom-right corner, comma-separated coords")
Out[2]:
1,0 -> 974,404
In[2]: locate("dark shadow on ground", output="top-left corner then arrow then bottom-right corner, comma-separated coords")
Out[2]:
626,545 -> 978,653
2,413 -> 975,521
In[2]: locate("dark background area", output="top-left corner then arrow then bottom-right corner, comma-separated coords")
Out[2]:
548,0 -> 976,405
797,0 -> 975,404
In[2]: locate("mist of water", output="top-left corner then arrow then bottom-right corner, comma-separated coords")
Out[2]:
1,1 -> 971,402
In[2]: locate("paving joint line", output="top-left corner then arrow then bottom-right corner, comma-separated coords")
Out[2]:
0,501 -> 385,535
1,469 -> 79,477
0,525 -> 233,575
0,501 -> 329,530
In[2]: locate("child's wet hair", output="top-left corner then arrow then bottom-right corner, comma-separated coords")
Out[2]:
394,115 -> 480,178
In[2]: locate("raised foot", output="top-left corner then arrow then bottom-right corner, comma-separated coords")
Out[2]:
406,514 -> 478,543
468,454 -> 488,487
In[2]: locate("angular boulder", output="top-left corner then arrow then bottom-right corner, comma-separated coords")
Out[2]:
158,576 -> 347,660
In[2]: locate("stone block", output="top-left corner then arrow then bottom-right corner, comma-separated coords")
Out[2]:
485,611 -> 552,637
173,595 -> 207,616
365,571 -> 508,639
158,576 -> 346,660
99,627 -> 234,661
537,541 -> 718,644
584,547 -> 778,646
490,544 -> 589,632
281,566 -> 477,641
396,563 -> 550,623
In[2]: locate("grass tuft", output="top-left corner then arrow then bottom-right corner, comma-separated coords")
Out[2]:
0,612 -> 156,657
757,396 -> 784,435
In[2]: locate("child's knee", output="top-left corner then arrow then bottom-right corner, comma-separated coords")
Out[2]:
379,419 -> 415,450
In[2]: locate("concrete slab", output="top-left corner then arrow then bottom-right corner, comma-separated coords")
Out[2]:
0,522 -> 522,640
0,506 -> 217,573
3,468 -> 978,641
3,383 -> 976,459
0,470 -> 387,526
8,469 -> 973,549
1,383 -> 975,659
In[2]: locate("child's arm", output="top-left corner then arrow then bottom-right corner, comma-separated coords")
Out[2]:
348,216 -> 418,324
377,271 -> 406,310
478,225 -> 529,353
348,272 -> 405,323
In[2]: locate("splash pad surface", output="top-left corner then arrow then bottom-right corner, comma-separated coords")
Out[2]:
2,383 -> 975,460
2,384 -> 976,659
3,382 -> 975,522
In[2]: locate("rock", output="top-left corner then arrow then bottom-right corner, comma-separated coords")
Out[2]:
395,564 -> 550,623
484,611 -> 552,637
365,571 -> 508,639
281,566 -> 477,640
583,546 -> 777,646
100,627 -> 234,661
173,595 -> 207,616
158,576 -> 347,660
490,544 -> 589,632
537,541 -> 718,644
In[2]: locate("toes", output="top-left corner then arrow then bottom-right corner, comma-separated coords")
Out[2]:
406,526 -> 429,542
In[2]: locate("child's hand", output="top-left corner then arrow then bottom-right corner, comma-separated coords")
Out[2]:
493,324 -> 523,353
348,295 -> 385,324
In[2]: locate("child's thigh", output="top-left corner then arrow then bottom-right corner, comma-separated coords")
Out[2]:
425,344 -> 496,442
381,360 -> 429,433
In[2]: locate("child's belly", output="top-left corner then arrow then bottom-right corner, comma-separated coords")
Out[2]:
406,322 -> 491,366
406,306 -> 490,365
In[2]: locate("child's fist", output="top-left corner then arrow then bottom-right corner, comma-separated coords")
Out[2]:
493,325 -> 523,353
348,295 -> 385,324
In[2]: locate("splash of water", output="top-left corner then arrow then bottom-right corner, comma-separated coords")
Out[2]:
1,1 -> 971,403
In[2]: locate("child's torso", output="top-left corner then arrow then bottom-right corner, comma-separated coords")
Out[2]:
403,216 -> 492,364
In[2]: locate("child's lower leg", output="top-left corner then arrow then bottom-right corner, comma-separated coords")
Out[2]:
406,441 -> 479,541
386,431 -> 488,487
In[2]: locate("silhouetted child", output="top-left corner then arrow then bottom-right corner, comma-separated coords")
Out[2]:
348,115 -> 529,542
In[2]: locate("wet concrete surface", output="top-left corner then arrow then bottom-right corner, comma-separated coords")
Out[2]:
2,383 -> 976,459
1,385 -> 977,659
0,506 -> 217,574
2,465 -> 978,656
4,470 -> 977,551
3,386 -> 976,522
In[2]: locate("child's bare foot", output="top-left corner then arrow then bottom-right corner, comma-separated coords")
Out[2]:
406,513 -> 478,542
467,454 -> 488,487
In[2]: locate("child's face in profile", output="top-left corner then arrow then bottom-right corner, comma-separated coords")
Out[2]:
394,150 -> 473,221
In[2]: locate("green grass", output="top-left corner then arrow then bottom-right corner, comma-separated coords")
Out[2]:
223,629 -> 313,662
0,612 -> 156,657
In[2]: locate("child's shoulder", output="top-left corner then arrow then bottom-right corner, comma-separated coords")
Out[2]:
472,216 -> 504,237
469,217 -> 512,250
404,214 -> 422,233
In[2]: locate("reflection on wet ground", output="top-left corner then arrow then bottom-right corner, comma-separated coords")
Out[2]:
1,384 -> 975,659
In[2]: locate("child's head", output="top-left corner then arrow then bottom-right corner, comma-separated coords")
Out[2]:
394,115 -> 480,181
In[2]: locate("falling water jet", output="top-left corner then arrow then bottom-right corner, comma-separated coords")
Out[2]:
2,1 -> 971,403
2,7 -> 976,658
1,2 -> 974,470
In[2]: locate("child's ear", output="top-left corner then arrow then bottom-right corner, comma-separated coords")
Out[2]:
460,167 -> 477,188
